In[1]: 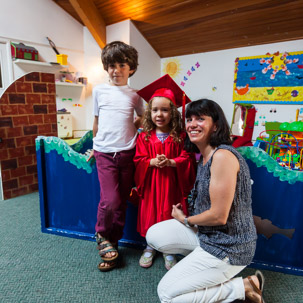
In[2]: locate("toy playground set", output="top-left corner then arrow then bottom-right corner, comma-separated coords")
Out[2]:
35,50 -> 303,276
35,115 -> 303,277
255,111 -> 303,171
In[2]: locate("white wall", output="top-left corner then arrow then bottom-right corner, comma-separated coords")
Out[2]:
129,22 -> 160,90
161,39 -> 303,141
83,27 -> 108,130
106,20 -> 131,45
0,0 -> 89,131
0,0 -> 84,77
0,0 -> 83,51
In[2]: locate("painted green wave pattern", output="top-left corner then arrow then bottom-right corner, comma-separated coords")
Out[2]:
70,131 -> 93,153
35,134 -> 94,174
237,146 -> 303,184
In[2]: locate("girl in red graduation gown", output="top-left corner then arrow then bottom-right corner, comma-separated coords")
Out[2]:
134,74 -> 196,270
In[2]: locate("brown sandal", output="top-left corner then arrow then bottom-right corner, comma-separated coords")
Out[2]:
97,260 -> 117,272
255,270 -> 265,292
246,272 -> 265,303
95,233 -> 119,262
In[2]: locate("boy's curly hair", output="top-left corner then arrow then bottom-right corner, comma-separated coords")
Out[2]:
101,41 -> 138,77
143,98 -> 183,143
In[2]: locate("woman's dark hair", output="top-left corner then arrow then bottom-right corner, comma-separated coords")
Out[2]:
101,41 -> 138,77
184,99 -> 232,153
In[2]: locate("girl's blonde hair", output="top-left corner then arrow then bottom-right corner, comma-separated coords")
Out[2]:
142,97 -> 183,143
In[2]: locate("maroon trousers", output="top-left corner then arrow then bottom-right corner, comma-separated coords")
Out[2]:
94,148 -> 135,243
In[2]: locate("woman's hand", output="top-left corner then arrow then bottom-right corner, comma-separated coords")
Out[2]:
172,203 -> 186,223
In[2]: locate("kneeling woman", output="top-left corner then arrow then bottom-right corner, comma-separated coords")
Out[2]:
146,99 -> 265,303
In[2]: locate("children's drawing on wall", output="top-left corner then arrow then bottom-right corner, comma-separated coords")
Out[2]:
254,107 -> 278,127
162,59 -> 201,87
180,62 -> 200,87
233,51 -> 303,104
255,112 -> 267,127
162,58 -> 182,79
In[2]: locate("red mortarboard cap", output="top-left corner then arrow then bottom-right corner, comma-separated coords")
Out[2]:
137,74 -> 191,108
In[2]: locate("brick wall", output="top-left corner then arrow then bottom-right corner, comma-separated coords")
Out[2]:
0,72 -> 57,200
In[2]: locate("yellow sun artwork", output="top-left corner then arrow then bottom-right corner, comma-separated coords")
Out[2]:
162,59 -> 182,79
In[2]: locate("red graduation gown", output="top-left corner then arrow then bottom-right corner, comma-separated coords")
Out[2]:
134,130 -> 196,237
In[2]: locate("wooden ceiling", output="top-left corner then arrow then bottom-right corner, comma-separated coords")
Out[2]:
53,0 -> 303,58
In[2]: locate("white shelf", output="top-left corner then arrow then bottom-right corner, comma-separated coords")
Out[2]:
13,59 -> 68,72
55,82 -> 84,88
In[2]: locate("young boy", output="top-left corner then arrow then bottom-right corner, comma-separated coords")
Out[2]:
87,41 -> 144,271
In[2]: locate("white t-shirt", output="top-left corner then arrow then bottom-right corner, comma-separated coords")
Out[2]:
93,83 -> 144,153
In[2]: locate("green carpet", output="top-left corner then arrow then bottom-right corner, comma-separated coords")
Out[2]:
0,193 -> 303,303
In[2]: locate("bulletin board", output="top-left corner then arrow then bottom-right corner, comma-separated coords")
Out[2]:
233,51 -> 303,104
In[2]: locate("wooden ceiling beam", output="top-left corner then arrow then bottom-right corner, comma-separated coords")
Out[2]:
69,0 -> 106,48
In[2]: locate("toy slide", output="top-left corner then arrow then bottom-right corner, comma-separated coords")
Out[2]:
35,131 -> 145,248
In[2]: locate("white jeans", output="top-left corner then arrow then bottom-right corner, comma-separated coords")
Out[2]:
146,219 -> 246,303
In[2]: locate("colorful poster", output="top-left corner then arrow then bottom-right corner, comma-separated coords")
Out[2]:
233,51 -> 303,104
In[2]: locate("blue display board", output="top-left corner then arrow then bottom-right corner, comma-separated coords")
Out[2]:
35,134 -> 145,248
239,147 -> 303,275
36,135 -> 303,275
